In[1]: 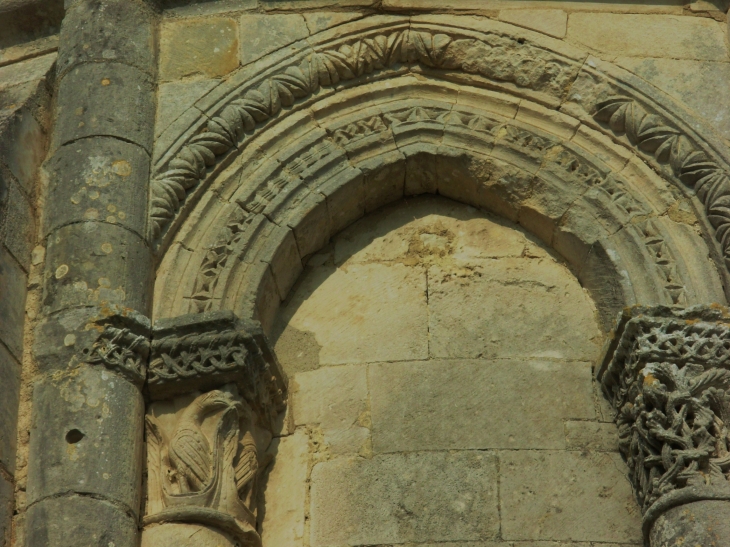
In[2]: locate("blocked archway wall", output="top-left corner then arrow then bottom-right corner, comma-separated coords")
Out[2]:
152,16 -> 730,330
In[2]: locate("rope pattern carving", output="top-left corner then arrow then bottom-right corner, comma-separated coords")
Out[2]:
86,326 -> 150,384
594,98 -> 730,270
150,28 -> 575,244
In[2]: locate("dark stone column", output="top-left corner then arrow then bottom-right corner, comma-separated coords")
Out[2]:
598,305 -> 730,547
25,1 -> 159,545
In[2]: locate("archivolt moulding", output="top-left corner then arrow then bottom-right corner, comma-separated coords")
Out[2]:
152,15 -> 730,332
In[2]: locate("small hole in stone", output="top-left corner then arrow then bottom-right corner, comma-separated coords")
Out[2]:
66,429 -> 85,444
82,348 -> 90,354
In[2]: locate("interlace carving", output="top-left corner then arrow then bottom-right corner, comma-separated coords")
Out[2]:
600,308 -> 730,516
150,27 -> 576,244
594,97 -> 730,271
84,324 -> 150,384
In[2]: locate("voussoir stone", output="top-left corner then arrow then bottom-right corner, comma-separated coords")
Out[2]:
0,474 -> 12,546
0,248 -> 27,359
0,342 -> 20,473
310,451 -> 499,547
27,364 -> 144,513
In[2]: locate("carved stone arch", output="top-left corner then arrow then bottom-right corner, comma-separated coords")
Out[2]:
152,15 -> 730,333
154,75 -> 726,333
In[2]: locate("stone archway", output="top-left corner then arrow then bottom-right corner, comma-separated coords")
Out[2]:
144,15 -> 730,547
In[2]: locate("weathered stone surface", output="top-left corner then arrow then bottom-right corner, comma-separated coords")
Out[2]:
57,0 -> 157,77
0,248 -> 26,359
155,79 -> 218,138
500,450 -> 642,543
159,17 -> 239,81
52,62 -> 155,152
650,500 -> 730,547
275,262 -> 428,365
0,52 -> 55,91
310,451 -> 499,546
293,365 -> 369,454
260,429 -> 309,547
370,359 -> 594,452
0,106 -> 46,195
564,420 -> 619,452
0,472 -> 11,547
567,13 -> 727,61
239,14 -> 309,66
4,180 -> 35,269
43,137 -> 150,238
382,0 -> 684,12
25,495 -> 138,547
27,364 -> 144,513
43,222 -> 152,314
0,342 -> 20,473
617,57 -> 730,141
498,9 -> 567,38
428,257 -> 602,361
141,522 -> 240,547
303,11 -> 365,34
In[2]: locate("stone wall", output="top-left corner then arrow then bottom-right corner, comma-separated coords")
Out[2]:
0,41 -> 55,547
2,1 -> 730,547
266,195 -> 641,547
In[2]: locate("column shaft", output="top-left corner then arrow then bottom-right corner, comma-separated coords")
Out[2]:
25,1 -> 158,545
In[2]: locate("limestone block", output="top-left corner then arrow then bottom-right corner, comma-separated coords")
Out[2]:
155,79 -> 218,138
52,62 -> 155,152
370,359 -> 594,453
428,257 -> 602,361
617,57 -> 730,141
382,0 -> 684,13
159,17 -> 239,82
303,12 -> 365,34
0,473 -> 11,547
405,152 -> 438,196
363,154 -> 406,213
288,192 -> 330,261
564,420 -> 619,452
161,0 -> 257,17
0,248 -> 26,359
651,500 -> 730,547
57,0 -> 157,77
319,167 -> 365,236
4,180 -> 34,270
310,452 -> 499,546
239,14 -> 310,67
43,222 -> 152,314
334,195 -> 542,266
500,450 -> 642,543
266,228 -> 303,301
0,343 -> 20,473
293,365 -> 369,454
498,9 -> 567,39
262,0 -> 377,9
567,13 -> 727,61
141,522 -> 240,547
275,262 -> 428,365
27,364 -> 144,514
43,136 -> 150,238
0,52 -> 55,92
25,495 -> 138,547
260,429 -> 309,547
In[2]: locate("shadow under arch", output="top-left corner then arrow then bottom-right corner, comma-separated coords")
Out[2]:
154,75 -> 726,332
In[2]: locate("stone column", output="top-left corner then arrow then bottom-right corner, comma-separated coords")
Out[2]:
598,305 -> 730,547
25,0 -> 158,545
141,311 -> 287,547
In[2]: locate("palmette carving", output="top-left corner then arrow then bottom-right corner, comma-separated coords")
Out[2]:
600,307 -> 730,516
145,388 -> 263,546
594,97 -> 730,271
150,28 -> 576,244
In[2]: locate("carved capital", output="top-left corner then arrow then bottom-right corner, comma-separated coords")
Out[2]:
142,312 -> 287,546
598,305 -> 730,537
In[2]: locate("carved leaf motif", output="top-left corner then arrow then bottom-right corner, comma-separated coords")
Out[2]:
149,28 -> 571,245
594,96 -> 730,272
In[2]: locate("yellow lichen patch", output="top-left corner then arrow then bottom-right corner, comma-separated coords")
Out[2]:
111,160 -> 131,177
644,373 -> 658,386
55,264 -> 69,279
101,78 -> 111,86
